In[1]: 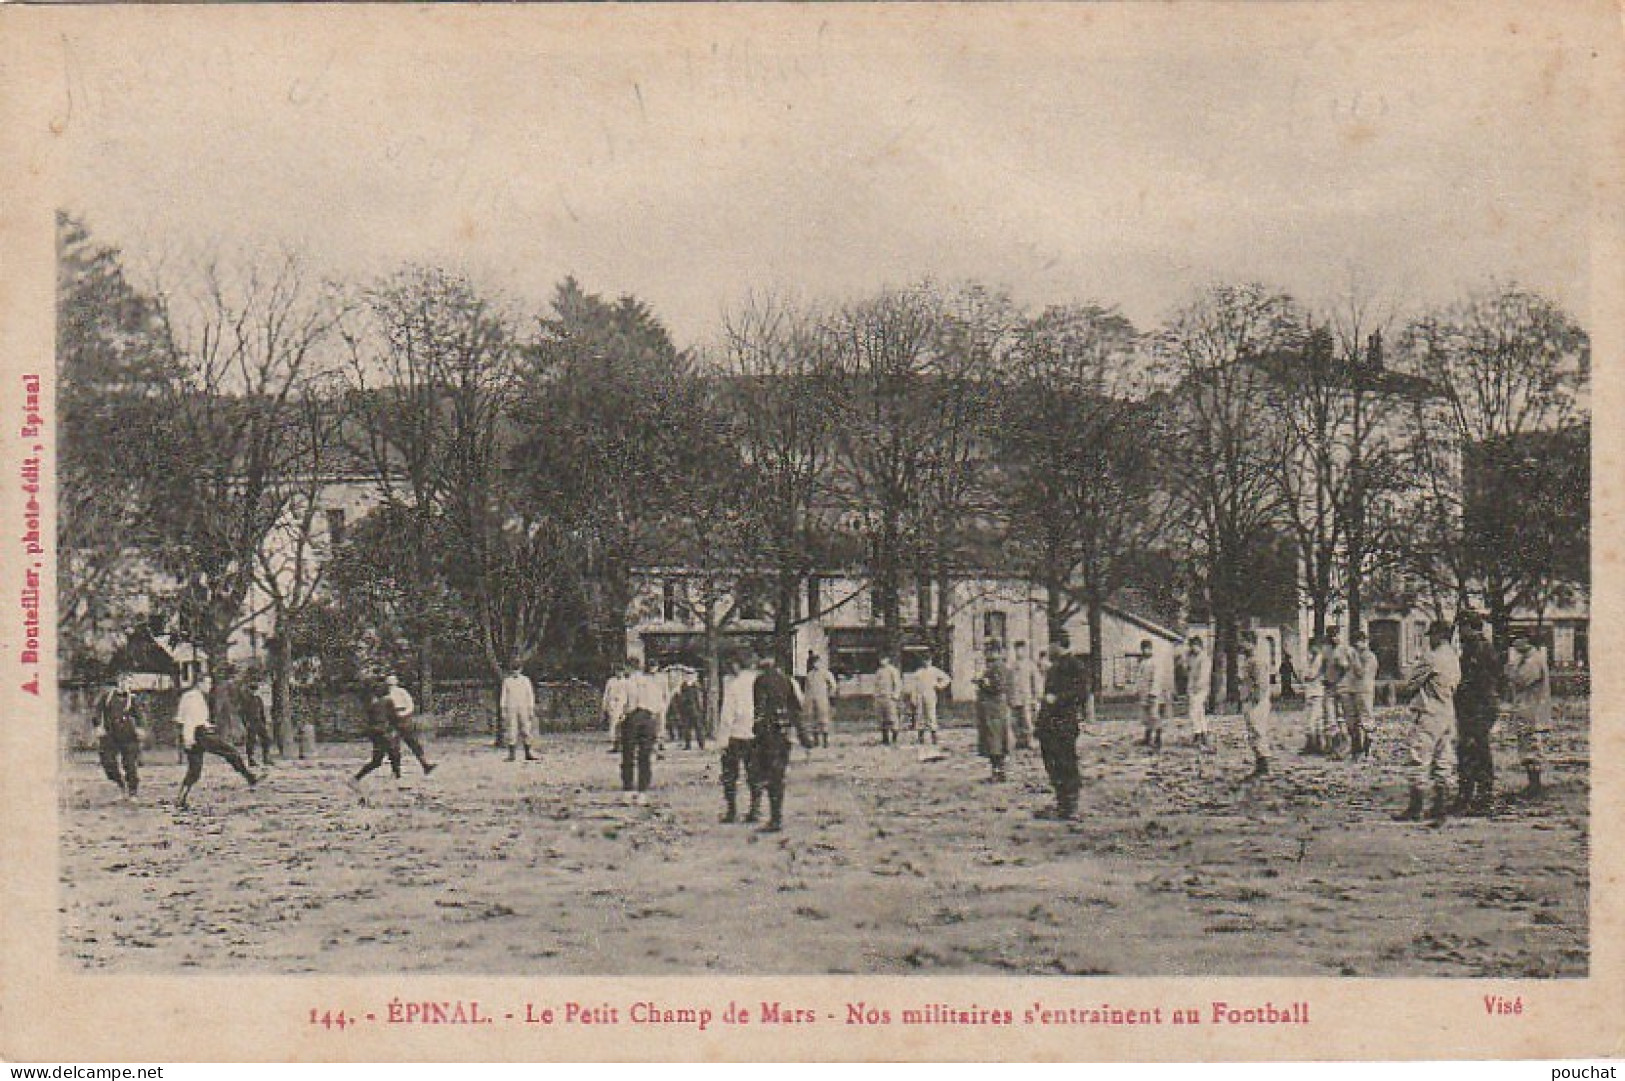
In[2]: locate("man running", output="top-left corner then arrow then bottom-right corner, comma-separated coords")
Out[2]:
94,669 -> 145,799
351,677 -> 403,788
382,673 -> 435,776
175,673 -> 261,810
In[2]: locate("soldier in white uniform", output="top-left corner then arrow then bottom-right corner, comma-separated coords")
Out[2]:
1007,641 -> 1040,751
1505,632 -> 1552,800
1240,631 -> 1274,780
1135,640 -> 1167,750
874,654 -> 903,746
1394,620 -> 1460,824
499,666 -> 537,762
1184,636 -> 1212,749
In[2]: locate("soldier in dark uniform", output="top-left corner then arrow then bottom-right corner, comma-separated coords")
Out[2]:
1453,612 -> 1501,815
750,655 -> 813,833
238,678 -> 274,768
94,669 -> 145,798
1035,632 -> 1089,820
350,677 -> 403,788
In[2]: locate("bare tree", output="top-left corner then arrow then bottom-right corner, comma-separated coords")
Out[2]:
720,293 -> 843,669
147,252 -> 344,671
1399,285 -> 1589,638
997,302 -> 1168,702
1160,283 -> 1300,699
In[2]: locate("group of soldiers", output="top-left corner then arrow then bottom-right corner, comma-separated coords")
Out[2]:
86,612 -> 1558,830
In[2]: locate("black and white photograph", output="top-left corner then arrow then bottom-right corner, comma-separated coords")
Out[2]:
4,0 -> 1620,1063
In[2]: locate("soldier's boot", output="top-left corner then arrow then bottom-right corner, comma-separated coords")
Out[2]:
1153,729 -> 1163,750
1427,783 -> 1450,826
1451,780 -> 1475,814
507,745 -> 517,762
1301,733 -> 1320,756
743,792 -> 762,824
760,793 -> 784,833
720,790 -> 737,824
1246,755 -> 1270,781
1393,784 -> 1425,822
821,732 -> 830,749
1523,767 -> 1544,800
524,743 -> 538,762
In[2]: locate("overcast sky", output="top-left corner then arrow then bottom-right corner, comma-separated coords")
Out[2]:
42,4 -> 1601,347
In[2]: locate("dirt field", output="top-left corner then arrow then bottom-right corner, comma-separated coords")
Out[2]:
59,700 -> 1589,976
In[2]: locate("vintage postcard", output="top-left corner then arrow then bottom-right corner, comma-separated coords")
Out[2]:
0,0 -> 1620,1062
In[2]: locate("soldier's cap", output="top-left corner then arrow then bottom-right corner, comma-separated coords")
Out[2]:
1053,630 -> 1071,649
1426,619 -> 1453,639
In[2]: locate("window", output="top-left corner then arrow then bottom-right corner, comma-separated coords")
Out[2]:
736,583 -> 763,622
982,610 -> 1008,652
807,576 -> 823,619
662,579 -> 681,623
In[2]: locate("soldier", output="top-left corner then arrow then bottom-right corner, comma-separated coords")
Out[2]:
1300,634 -> 1325,755
1320,627 -> 1347,756
1240,631 -> 1274,780
602,662 -> 630,753
1007,641 -> 1039,751
1394,620 -> 1460,824
1505,632 -> 1552,800
1335,629 -> 1373,761
667,669 -> 706,751
751,654 -> 812,833
909,654 -> 952,745
874,653 -> 903,746
94,669 -> 145,799
1352,631 -> 1379,760
175,673 -> 261,811
717,655 -> 762,823
238,676 -> 274,769
382,673 -> 436,776
500,665 -> 538,762
620,657 -> 667,800
975,645 -> 1012,782
1034,633 -> 1089,820
1452,613 -> 1500,813
804,655 -> 837,750
1184,636 -> 1212,749
1135,639 -> 1166,750
350,677 -> 403,788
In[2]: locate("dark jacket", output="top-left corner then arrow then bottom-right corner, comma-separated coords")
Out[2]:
1455,635 -> 1502,726
1037,653 -> 1090,730
96,688 -> 143,744
752,667 -> 809,747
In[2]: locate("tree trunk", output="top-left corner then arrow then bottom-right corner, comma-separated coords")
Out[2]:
704,617 -> 722,738
269,632 -> 294,756
774,572 -> 799,671
1085,592 -> 1105,724
934,560 -> 953,676
416,632 -> 436,716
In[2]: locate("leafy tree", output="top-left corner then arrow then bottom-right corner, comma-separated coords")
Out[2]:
55,213 -> 178,676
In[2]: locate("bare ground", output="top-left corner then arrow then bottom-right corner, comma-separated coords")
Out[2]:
59,701 -> 1589,976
